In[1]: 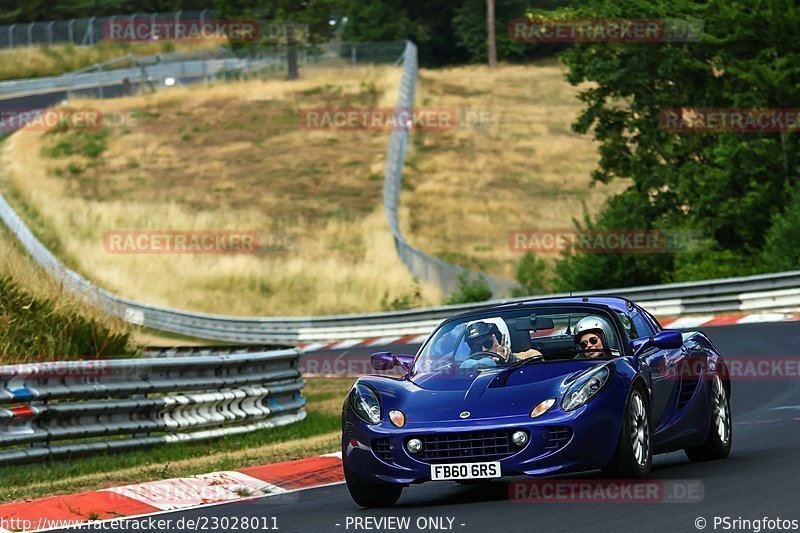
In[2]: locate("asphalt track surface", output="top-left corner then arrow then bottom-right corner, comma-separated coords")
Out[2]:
59,321 -> 800,533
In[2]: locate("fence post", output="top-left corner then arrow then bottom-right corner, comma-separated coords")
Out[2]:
26,23 -> 34,47
8,24 -> 14,48
68,19 -> 74,44
83,17 -> 95,45
46,21 -> 54,46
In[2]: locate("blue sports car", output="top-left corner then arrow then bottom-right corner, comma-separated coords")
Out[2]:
341,297 -> 732,507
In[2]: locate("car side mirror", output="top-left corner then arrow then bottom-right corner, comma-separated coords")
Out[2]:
395,354 -> 415,371
371,352 -> 414,371
371,352 -> 395,370
632,329 -> 683,356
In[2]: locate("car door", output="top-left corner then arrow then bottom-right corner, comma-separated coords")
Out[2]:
630,310 -> 682,429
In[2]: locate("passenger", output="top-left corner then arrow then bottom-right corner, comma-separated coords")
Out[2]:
573,316 -> 614,359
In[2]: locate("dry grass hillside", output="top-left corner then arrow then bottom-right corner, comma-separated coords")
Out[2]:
1,60 -> 622,316
404,62 -> 627,280
1,66 -> 440,316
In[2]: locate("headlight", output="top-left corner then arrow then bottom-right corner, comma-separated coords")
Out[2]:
530,398 -> 556,419
562,365 -> 611,411
350,383 -> 381,424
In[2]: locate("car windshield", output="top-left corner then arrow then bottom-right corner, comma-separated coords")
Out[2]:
413,306 -> 623,374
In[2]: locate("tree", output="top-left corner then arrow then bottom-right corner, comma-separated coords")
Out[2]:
512,252 -> 550,297
452,0 -> 570,64
216,0 -> 345,79
486,0 -> 497,68
343,0 -> 469,66
446,272 -> 493,304
555,0 -> 800,287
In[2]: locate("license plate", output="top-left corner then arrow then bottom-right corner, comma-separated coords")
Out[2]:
430,462 -> 501,481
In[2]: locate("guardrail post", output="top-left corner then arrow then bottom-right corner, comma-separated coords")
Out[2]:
29,400 -> 47,452
98,65 -> 104,99
131,393 -> 149,438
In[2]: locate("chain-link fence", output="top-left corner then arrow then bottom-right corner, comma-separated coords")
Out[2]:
60,41 -> 407,100
0,11 -> 217,48
383,42 -> 518,297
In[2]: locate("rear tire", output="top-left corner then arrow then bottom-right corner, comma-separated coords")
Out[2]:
603,386 -> 652,478
344,465 -> 403,508
685,374 -> 732,462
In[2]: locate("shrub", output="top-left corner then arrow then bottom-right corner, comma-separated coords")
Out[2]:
446,272 -> 492,305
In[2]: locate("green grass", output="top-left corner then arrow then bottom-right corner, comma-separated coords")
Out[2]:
0,254 -> 136,364
41,128 -> 109,159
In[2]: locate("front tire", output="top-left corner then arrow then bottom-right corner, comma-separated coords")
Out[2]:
685,374 -> 732,462
344,465 -> 403,508
603,386 -> 652,478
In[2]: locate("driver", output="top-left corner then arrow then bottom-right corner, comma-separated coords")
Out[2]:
461,321 -> 542,368
573,316 -> 614,359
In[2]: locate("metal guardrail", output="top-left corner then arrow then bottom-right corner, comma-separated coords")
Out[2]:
0,168 -> 799,345
0,50 -> 280,99
383,41 -> 518,296
0,349 -> 304,464
0,40 -> 798,345
0,41 -> 406,101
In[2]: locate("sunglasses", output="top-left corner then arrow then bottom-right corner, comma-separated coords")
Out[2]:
468,337 -> 494,351
579,336 -> 600,350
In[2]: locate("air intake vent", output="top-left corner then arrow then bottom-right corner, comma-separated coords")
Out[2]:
545,426 -> 572,451
413,429 -> 524,464
677,356 -> 703,409
371,438 -> 392,462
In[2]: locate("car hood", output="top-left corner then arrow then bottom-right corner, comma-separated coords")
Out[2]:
371,361 -> 606,423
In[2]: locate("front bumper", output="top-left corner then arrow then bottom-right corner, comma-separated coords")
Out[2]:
342,387 -> 627,485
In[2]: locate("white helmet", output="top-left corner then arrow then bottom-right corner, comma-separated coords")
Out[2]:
573,315 -> 616,351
